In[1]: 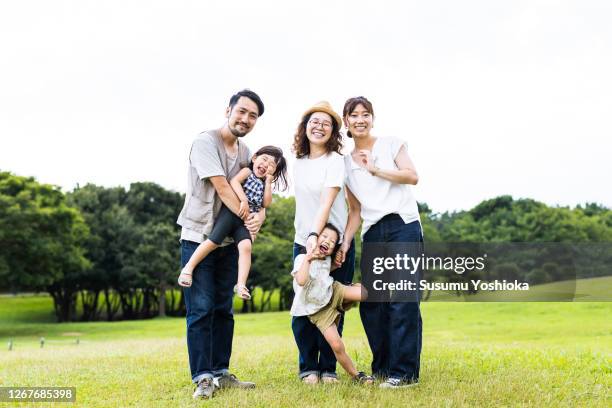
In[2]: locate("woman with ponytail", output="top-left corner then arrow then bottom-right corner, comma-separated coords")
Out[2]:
338,96 -> 423,389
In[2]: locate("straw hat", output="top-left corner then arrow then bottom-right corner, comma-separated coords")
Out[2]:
301,101 -> 342,127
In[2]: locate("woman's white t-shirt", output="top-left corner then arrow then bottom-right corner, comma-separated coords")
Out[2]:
293,152 -> 348,245
344,136 -> 420,237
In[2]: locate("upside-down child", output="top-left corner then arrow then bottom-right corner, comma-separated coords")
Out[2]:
178,145 -> 288,299
290,223 -> 374,384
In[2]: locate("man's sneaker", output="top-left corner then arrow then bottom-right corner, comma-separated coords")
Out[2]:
216,373 -> 256,389
192,378 -> 215,399
379,377 -> 419,389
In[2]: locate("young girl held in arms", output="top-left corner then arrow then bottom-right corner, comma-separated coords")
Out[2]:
178,145 -> 288,300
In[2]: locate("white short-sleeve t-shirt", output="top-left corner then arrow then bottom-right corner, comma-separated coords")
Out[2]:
290,254 -> 334,317
344,136 -> 420,237
293,152 -> 348,245
179,130 -> 251,245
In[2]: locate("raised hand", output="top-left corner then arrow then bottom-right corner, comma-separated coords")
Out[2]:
357,150 -> 376,174
266,161 -> 277,179
308,246 -> 326,261
305,234 -> 318,256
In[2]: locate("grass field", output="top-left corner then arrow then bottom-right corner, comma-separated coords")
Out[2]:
0,295 -> 610,407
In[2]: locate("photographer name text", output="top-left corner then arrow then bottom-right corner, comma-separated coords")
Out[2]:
372,279 -> 530,291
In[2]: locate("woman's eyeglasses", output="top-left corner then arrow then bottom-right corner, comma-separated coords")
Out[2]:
308,119 -> 332,129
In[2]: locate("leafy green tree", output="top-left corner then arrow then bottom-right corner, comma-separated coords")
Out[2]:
69,182 -> 183,320
259,195 -> 295,241
250,232 -> 294,311
418,201 -> 442,243
123,222 -> 179,317
67,185 -> 140,320
67,184 -> 129,320
124,182 -> 184,226
0,172 -> 89,321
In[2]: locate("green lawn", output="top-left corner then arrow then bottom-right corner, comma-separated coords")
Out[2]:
0,295 -> 610,407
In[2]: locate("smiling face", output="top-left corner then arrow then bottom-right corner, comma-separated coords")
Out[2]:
345,103 -> 373,139
306,112 -> 334,147
251,153 -> 276,178
317,227 -> 339,256
226,96 -> 259,137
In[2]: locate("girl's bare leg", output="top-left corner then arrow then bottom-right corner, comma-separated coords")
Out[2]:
322,323 -> 358,377
235,239 -> 252,299
178,239 -> 219,287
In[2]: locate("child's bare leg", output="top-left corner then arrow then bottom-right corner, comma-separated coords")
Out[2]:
322,324 -> 358,377
185,239 -> 219,272
342,283 -> 368,302
235,239 -> 252,299
178,239 -> 219,287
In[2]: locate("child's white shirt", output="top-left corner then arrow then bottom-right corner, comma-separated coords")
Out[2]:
290,254 -> 334,317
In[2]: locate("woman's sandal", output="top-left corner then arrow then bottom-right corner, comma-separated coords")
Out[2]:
353,372 -> 375,385
302,373 -> 319,384
177,268 -> 193,287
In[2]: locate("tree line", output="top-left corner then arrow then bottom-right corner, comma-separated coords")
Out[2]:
1,171 -> 610,321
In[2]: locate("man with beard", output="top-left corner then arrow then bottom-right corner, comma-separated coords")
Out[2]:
177,89 -> 266,399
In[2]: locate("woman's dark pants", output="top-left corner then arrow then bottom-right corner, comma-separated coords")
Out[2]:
360,216 -> 423,382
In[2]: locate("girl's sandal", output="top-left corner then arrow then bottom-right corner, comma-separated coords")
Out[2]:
234,284 -> 252,300
353,372 -> 375,385
177,269 -> 193,287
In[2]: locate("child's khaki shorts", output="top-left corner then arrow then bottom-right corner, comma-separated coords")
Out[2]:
308,281 -> 347,332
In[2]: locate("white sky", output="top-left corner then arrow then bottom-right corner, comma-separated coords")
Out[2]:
1,0 -> 610,213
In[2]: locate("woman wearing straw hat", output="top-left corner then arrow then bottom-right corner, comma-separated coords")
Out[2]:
337,96 -> 423,389
290,101 -> 356,384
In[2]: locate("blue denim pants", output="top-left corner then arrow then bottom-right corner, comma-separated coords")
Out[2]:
181,240 -> 238,383
291,239 -> 355,379
360,215 -> 423,382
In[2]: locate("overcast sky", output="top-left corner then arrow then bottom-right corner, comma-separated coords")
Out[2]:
1,0 -> 610,213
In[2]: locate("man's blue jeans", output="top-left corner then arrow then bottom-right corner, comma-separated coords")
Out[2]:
291,240 -> 355,379
360,215 -> 423,382
182,240 -> 238,383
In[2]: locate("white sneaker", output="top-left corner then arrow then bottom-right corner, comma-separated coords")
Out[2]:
216,373 -> 255,389
379,378 -> 419,389
193,378 -> 215,399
